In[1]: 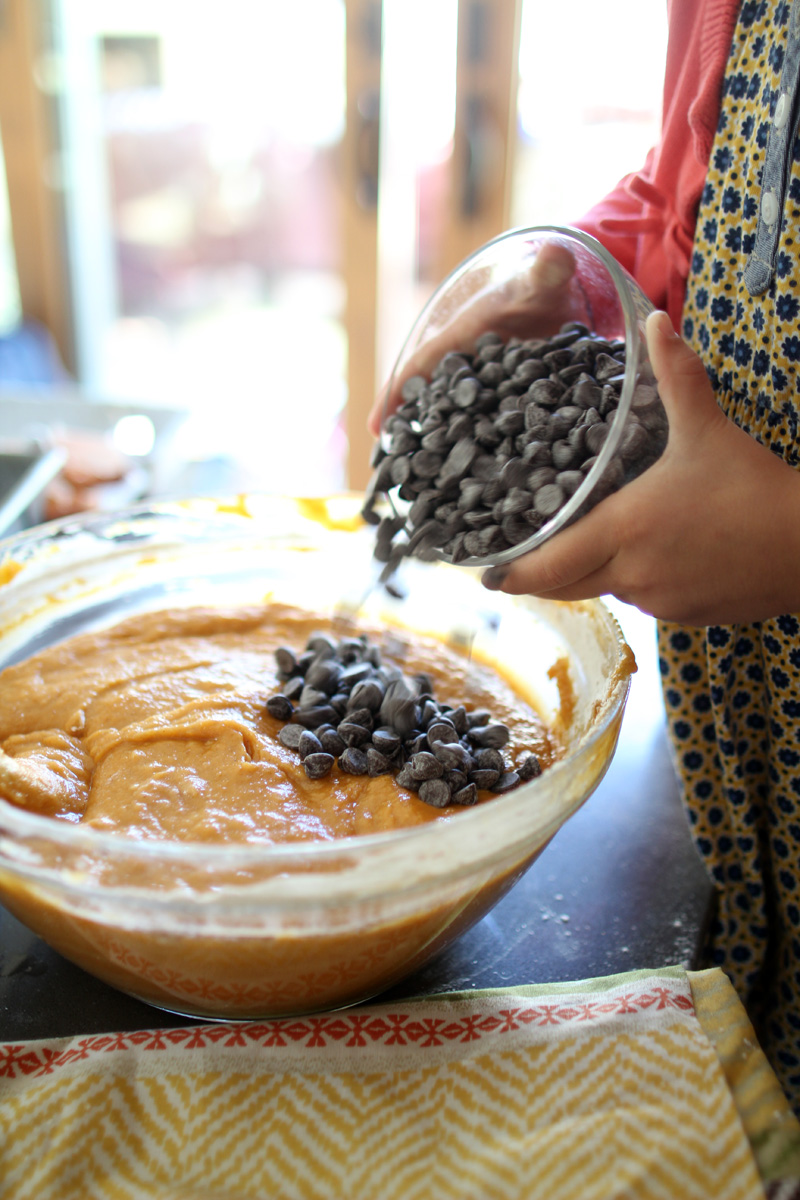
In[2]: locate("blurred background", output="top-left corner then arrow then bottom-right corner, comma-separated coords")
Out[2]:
0,0 -> 667,515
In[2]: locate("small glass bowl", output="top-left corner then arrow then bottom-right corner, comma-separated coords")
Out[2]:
371,225 -> 667,570
0,496 -> 634,1020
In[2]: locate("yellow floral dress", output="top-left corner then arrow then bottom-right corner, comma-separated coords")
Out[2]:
661,0 -> 800,1114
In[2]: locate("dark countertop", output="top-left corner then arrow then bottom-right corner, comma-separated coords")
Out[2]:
0,602 -> 714,1041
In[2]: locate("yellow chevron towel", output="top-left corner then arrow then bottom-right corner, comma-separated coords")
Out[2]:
1,966 -> 797,1199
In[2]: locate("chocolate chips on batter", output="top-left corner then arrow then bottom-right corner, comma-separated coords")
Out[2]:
266,631 -> 541,807
363,322 -> 667,574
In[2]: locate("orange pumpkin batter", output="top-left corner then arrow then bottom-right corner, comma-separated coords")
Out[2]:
0,603 -> 560,843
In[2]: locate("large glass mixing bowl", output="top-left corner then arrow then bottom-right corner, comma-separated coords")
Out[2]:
0,496 -> 634,1019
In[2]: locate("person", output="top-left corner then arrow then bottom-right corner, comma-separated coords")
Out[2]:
369,0 -> 800,1115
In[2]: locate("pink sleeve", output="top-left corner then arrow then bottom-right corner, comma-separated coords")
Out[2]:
569,0 -> 740,328
574,152 -> 659,284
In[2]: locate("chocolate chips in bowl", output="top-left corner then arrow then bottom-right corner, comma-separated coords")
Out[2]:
363,226 -> 669,577
266,627 -> 543,807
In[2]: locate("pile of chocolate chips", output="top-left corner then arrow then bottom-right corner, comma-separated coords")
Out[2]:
266,630 -> 542,808
363,321 -> 666,575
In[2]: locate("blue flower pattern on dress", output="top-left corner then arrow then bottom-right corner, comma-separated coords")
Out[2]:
661,0 -> 800,1114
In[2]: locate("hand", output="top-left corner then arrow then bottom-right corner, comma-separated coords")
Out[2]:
482,310 -> 800,626
44,431 -> 132,520
367,240 -> 579,438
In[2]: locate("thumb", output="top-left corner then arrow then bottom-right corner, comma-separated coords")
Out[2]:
645,309 -> 720,439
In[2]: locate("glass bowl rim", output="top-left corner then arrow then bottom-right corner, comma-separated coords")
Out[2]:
0,497 -> 633,878
381,222 -> 652,568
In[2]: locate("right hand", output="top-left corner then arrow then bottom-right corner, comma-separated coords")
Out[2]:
483,311 -> 800,627
367,240 -> 579,437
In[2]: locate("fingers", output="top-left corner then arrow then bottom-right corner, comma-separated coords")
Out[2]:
477,317 -> 717,608
368,385 -> 387,439
369,241 -> 579,442
526,240 -> 576,301
483,501 -> 620,599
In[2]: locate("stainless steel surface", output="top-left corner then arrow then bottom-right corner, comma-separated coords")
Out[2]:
0,389 -> 187,496
0,446 -> 65,536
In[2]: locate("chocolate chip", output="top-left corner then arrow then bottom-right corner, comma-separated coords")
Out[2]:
594,353 -> 625,382
372,728 -> 401,756
452,783 -> 478,806
337,721 -> 371,748
278,724 -> 304,750
339,747 -> 369,775
307,632 -> 338,658
469,768 -> 500,790
298,730 -> 323,759
557,469 -> 585,496
347,707 -> 375,731
475,331 -> 503,350
521,439 -> 551,466
292,705 -> 339,729
490,770 -> 521,792
266,695 -> 293,721
410,751 -> 444,781
338,638 -> 366,664
517,754 -> 542,781
585,422 -> 610,455
304,752 -> 335,779
426,721 -> 459,746
283,676 -> 304,702
467,710 -> 492,729
514,358 -> 549,385
470,723 -> 510,749
618,417 -> 650,464
478,361 -> 505,386
339,662 -> 373,689
299,684 -> 328,710
401,375 -> 427,401
319,729 -> 346,757
380,679 -> 419,737
275,647 -> 298,677
367,748 -> 393,776
533,483 -> 565,518
304,660 -> 342,694
448,706 -> 468,735
551,440 -> 578,470
395,764 -> 419,790
348,680 -> 384,712
418,779 -> 452,808
432,741 -> 473,771
445,770 -> 468,792
495,410 -> 524,437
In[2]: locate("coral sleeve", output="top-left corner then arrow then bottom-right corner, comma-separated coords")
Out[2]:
573,0 -> 740,328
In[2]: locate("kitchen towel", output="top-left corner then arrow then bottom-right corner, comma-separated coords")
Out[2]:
1,965 -> 798,1200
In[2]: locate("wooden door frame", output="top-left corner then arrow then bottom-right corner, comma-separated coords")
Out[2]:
0,0 -> 74,371
342,0 -> 382,491
437,0 -> 522,281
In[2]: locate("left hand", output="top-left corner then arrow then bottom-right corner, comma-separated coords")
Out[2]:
368,240 -> 579,438
482,310 -> 800,626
